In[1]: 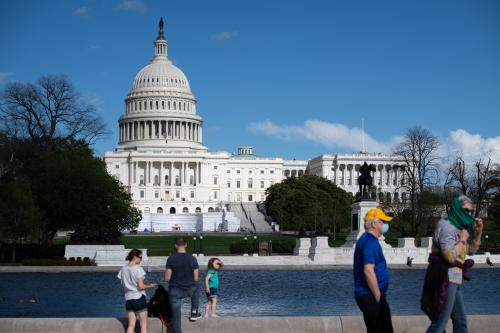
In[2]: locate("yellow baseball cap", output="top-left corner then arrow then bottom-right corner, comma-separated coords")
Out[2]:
364,208 -> 393,222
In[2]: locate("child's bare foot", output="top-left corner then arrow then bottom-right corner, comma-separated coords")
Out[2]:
211,314 -> 219,318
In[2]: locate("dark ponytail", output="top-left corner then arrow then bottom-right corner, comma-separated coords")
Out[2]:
126,249 -> 142,261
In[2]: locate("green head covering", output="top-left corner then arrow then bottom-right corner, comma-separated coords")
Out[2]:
448,197 -> 476,230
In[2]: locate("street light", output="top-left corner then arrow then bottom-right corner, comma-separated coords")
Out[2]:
199,233 -> 204,255
485,235 -> 489,253
244,234 -> 248,256
193,236 -> 197,255
253,235 -> 258,255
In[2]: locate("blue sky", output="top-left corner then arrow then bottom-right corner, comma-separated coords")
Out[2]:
1,0 -> 499,161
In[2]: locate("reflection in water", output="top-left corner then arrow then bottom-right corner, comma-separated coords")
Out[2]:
0,269 -> 499,317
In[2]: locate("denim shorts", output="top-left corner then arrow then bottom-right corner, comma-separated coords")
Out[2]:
125,295 -> 147,313
206,287 -> 218,299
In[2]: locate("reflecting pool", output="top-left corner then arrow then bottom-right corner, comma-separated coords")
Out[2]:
1,269 -> 499,317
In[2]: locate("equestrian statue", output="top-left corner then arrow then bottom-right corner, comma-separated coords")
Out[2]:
357,162 -> 376,201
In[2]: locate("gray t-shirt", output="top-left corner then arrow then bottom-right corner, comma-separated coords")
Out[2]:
117,264 -> 146,300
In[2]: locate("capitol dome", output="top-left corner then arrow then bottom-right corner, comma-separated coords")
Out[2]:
117,18 -> 206,152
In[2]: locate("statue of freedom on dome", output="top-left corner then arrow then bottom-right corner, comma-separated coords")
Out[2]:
159,17 -> 164,32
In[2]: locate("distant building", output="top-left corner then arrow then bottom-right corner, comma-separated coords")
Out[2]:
104,20 -> 405,231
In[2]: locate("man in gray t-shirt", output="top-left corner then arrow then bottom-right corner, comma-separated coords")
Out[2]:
165,237 -> 200,333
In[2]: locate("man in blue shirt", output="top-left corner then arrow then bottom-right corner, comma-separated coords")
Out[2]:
165,237 -> 200,333
353,208 -> 393,333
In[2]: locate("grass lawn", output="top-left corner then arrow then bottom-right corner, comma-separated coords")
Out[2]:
121,234 -> 298,256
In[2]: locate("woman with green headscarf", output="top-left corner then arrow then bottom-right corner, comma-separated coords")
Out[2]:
421,195 -> 484,333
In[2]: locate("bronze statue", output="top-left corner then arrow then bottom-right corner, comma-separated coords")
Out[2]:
357,162 -> 376,200
159,17 -> 164,32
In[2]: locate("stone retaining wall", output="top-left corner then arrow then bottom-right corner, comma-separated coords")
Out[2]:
1,315 -> 499,333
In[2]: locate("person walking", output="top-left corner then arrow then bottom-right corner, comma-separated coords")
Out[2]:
118,249 -> 156,333
421,195 -> 483,333
353,208 -> 394,333
165,237 -> 201,333
204,257 -> 224,318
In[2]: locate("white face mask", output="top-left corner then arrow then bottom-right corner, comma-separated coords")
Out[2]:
381,223 -> 389,234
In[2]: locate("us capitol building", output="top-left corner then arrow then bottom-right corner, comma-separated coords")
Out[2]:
104,19 -> 406,232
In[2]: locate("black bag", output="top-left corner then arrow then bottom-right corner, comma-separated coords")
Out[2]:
147,285 -> 172,327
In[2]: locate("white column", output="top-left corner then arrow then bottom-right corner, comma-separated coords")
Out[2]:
194,162 -> 197,185
342,164 -> 346,185
179,162 -> 183,185
169,162 -> 173,186
159,162 -> 162,186
133,161 -> 137,184
198,162 -> 202,184
199,126 -> 203,143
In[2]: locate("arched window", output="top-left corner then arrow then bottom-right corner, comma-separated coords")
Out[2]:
144,101 -> 147,110
150,101 -> 153,110
182,207 -> 189,213
402,192 -> 407,203
134,101 -> 137,111
386,192 -> 392,204
139,175 -> 145,185
208,207 -> 214,212
174,101 -> 176,110
157,207 -> 163,214
170,207 -> 176,214
248,178 -> 253,188
156,101 -> 159,109
162,101 -> 165,109
195,207 -> 201,213
165,175 -> 169,185
394,192 -> 400,203
154,175 -> 159,186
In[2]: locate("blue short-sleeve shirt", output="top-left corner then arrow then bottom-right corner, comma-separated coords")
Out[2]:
353,232 -> 389,297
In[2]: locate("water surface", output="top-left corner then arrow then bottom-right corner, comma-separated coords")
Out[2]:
1,269 -> 499,317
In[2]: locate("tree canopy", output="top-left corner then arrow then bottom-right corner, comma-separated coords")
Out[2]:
265,175 -> 353,233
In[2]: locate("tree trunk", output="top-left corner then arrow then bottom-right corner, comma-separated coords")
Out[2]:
11,241 -> 16,264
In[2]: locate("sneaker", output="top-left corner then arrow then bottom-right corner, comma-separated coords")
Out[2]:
189,312 -> 202,322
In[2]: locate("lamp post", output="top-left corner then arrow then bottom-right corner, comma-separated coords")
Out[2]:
253,235 -> 258,256
199,233 -> 204,256
244,234 -> 248,256
193,236 -> 197,255
485,235 -> 489,253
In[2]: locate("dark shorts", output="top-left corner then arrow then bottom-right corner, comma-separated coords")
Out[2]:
206,287 -> 218,299
125,295 -> 147,313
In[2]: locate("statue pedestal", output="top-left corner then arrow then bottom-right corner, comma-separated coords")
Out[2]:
309,236 -> 334,263
342,200 -> 391,248
293,238 -> 311,256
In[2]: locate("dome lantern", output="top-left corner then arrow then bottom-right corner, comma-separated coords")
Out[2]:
154,17 -> 168,58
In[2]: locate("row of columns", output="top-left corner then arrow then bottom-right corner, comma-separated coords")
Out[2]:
126,99 -> 193,113
130,161 -> 203,187
284,169 -> 305,177
333,164 -> 405,187
119,120 -> 202,143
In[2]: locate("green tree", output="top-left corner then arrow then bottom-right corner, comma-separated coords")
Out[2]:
265,175 -> 353,233
24,141 -> 141,243
0,178 -> 43,262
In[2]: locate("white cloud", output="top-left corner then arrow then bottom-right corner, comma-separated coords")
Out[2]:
248,119 -> 392,153
445,129 -> 500,164
211,31 -> 238,41
0,72 -> 14,85
117,0 -> 147,12
74,6 -> 91,17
